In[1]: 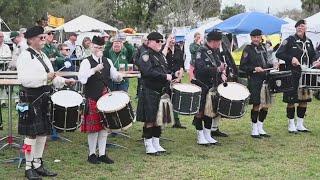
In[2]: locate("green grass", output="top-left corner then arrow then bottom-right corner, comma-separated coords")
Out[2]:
1,76 -> 320,179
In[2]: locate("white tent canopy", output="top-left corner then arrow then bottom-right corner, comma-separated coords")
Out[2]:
280,12 -> 320,47
184,17 -> 223,69
55,15 -> 117,32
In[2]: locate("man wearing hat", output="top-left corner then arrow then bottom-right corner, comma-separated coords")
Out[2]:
16,26 -> 76,179
103,32 -> 135,91
192,30 -> 227,145
276,20 -> 319,133
136,32 -> 172,155
240,29 -> 274,138
64,32 -> 78,58
78,36 -> 123,164
42,27 -> 65,70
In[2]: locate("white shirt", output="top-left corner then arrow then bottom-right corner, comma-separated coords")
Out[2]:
78,54 -> 122,84
17,47 -> 66,88
12,39 -> 28,61
0,43 -> 11,58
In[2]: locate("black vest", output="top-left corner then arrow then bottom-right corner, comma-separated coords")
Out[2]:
84,56 -> 111,100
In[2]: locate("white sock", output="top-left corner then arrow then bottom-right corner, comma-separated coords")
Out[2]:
88,132 -> 98,156
33,136 -> 47,169
24,138 -> 36,170
98,130 -> 108,157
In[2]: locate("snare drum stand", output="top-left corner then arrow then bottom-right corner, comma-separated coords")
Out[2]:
107,132 -> 131,149
0,84 -> 24,168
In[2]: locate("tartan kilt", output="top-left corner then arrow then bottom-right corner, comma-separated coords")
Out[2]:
283,70 -> 312,103
247,76 -> 264,105
136,87 -> 161,123
81,88 -> 108,133
18,86 -> 52,136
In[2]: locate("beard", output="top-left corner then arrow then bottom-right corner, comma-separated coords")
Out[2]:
96,51 -> 103,58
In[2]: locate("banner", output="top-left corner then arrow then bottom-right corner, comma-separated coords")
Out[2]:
48,14 -> 64,28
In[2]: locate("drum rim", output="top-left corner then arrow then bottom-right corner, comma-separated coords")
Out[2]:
104,122 -> 132,131
51,89 -> 83,108
172,83 -> 201,92
217,82 -> 250,100
97,90 -> 130,113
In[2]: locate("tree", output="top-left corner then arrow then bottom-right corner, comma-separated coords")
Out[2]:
0,0 -> 50,30
220,3 -> 245,20
276,9 -> 305,20
301,0 -> 320,16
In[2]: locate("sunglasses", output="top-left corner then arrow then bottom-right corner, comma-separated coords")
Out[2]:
63,49 -> 70,51
38,36 -> 46,40
47,32 -> 55,35
93,46 -> 104,50
155,40 -> 164,44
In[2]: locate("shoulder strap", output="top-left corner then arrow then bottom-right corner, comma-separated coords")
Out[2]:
26,48 -> 50,73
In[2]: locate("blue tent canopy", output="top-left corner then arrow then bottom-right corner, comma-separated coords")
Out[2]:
206,12 -> 288,35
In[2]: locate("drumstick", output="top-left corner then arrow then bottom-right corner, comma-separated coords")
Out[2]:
253,67 -> 275,73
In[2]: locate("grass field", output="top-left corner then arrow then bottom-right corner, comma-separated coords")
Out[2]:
1,76 -> 320,180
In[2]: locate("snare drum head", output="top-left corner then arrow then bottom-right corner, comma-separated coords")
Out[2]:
172,83 -> 201,93
51,90 -> 83,108
217,82 -> 250,101
97,91 -> 130,112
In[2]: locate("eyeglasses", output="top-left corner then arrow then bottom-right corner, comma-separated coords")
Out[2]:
47,32 -> 54,35
155,40 -> 164,44
63,49 -> 70,51
93,46 -> 104,50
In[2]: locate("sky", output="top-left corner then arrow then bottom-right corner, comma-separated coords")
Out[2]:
221,0 -> 302,14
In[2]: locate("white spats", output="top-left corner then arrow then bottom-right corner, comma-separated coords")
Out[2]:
197,130 -> 209,145
144,138 -> 157,154
152,137 -> 166,152
296,117 -> 309,131
257,121 -> 267,135
288,119 -> 297,133
203,128 -> 218,144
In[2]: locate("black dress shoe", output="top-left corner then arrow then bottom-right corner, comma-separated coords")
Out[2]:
260,134 -> 271,137
87,154 -> 100,164
34,165 -> 57,177
172,124 -> 187,129
25,169 -> 42,180
98,155 -> 114,164
251,135 -> 262,139
297,129 -> 311,133
211,129 -> 228,137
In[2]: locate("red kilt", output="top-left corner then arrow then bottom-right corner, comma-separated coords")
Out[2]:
81,89 -> 108,133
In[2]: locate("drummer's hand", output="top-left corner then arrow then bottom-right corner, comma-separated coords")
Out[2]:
254,67 -> 264,73
172,78 -> 181,83
273,62 -> 280,69
94,64 -> 104,72
221,73 -> 227,82
65,78 -> 76,86
218,63 -> 226,72
166,74 -> 172,81
312,59 -> 320,68
292,57 -> 300,66
47,72 -> 56,81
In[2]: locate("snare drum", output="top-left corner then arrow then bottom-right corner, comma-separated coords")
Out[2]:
215,82 -> 250,119
171,83 -> 201,115
97,91 -> 134,131
300,68 -> 320,89
51,90 -> 84,132
267,70 -> 293,93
